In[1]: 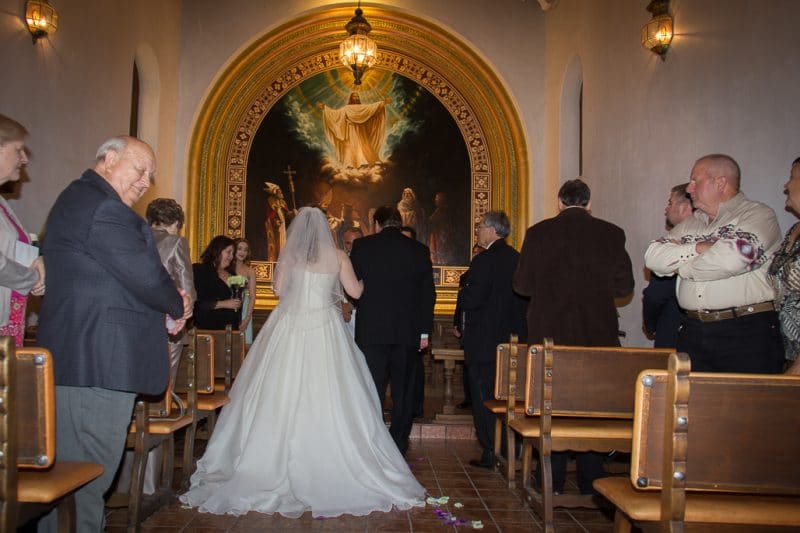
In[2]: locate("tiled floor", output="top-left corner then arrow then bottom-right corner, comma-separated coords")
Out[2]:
106,440 -> 615,532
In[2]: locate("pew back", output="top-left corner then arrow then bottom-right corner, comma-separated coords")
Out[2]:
632,366 -> 800,495
524,341 -> 674,418
15,348 -> 55,469
176,332 -> 214,394
195,327 -> 246,392
494,339 -> 527,401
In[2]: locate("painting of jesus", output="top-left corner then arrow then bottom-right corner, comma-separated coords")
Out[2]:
244,68 -> 471,269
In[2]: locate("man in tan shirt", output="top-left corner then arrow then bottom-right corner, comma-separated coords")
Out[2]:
645,154 -> 784,373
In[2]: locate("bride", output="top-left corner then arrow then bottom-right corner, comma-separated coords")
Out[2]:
180,207 -> 426,518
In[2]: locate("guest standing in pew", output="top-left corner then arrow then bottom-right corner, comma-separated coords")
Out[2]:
0,114 -> 45,347
646,154 -> 784,373
147,198 -> 195,386
350,206 -> 435,455
642,183 -> 693,348
232,238 -> 257,344
193,235 -> 242,331
770,156 -> 800,375
513,178 -> 634,495
110,198 -> 197,498
37,136 -> 191,532
460,211 -> 527,468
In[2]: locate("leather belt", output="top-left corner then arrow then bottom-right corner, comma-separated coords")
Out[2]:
684,301 -> 775,323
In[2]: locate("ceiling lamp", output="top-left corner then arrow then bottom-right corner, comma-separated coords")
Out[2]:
25,0 -> 58,44
339,4 -> 378,86
641,0 -> 673,60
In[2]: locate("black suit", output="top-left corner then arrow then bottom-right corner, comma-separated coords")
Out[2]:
461,238 -> 527,457
350,226 -> 435,453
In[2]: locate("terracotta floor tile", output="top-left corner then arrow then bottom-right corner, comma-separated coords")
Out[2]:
436,478 -> 474,489
481,496 -> 529,510
186,512 -> 241,528
409,518 -> 457,532
430,487 -> 479,499
494,522 -> 544,533
488,509 -> 537,523
365,518 -> 411,532
448,508 -> 492,523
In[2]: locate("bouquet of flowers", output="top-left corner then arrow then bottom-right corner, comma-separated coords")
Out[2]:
227,275 -> 248,301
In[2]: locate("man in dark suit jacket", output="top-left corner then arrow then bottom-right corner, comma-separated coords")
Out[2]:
642,183 -> 693,348
350,206 -> 435,455
513,178 -> 634,494
461,211 -> 527,468
38,136 -> 189,532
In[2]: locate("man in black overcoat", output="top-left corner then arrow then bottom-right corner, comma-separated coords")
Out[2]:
513,178 -> 634,494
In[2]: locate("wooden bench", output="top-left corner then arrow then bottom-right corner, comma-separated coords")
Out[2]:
175,329 -> 229,470
489,335 -> 528,486
198,326 -> 246,394
122,338 -> 197,531
0,339 -> 104,532
509,338 -> 673,532
594,352 -> 800,531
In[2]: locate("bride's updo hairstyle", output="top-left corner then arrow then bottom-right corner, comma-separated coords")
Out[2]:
274,206 -> 342,305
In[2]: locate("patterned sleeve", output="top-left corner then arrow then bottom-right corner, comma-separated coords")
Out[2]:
677,204 -> 781,281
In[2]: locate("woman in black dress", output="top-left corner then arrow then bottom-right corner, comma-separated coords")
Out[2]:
193,235 -> 241,330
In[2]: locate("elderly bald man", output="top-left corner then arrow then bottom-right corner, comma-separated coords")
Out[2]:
645,154 -> 784,373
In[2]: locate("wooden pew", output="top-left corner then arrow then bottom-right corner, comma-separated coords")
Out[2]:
198,326 -> 246,394
508,338 -> 673,533
123,340 -> 196,531
594,352 -> 800,531
489,335 -> 528,486
175,329 -> 229,471
0,339 -> 104,532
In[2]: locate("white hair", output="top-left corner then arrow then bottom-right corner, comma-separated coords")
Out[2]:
95,136 -> 128,162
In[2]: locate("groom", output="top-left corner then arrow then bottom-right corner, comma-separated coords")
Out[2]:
350,206 -> 435,455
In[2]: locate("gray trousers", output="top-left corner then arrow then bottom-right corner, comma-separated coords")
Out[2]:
38,386 -> 136,533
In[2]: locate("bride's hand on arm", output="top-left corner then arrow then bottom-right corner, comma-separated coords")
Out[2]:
338,250 -> 363,299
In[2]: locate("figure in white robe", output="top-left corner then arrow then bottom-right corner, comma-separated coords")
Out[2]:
319,93 -> 389,168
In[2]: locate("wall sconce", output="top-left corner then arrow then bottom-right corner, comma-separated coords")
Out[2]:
641,0 -> 673,60
339,2 -> 378,86
25,0 -> 58,43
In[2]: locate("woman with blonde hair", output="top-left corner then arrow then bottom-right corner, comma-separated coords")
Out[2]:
233,238 -> 257,344
0,114 -> 45,346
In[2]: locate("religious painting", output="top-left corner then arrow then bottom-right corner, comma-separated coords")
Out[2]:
244,69 -> 471,273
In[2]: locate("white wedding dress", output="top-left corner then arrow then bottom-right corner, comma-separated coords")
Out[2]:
180,267 -> 426,518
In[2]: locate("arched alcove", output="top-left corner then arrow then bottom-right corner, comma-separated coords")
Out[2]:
559,54 -> 583,182
132,43 -> 163,209
185,5 -> 529,309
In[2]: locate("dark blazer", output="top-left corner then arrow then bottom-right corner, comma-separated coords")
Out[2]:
350,226 -> 435,346
642,274 -> 682,348
192,262 -> 241,330
461,239 -> 528,365
38,169 -> 184,395
513,207 -> 634,346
